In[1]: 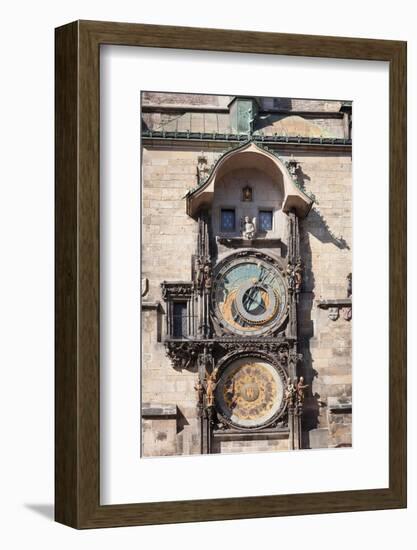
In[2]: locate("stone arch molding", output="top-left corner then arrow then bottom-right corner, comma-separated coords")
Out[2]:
186,141 -> 313,218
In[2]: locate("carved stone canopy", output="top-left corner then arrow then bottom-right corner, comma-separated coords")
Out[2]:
163,338 -> 300,372
186,141 -> 313,219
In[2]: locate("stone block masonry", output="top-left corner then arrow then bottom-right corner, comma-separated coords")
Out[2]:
141,93 -> 352,456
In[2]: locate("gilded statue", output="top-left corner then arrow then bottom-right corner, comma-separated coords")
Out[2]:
205,367 -> 219,407
284,377 -> 297,407
296,376 -> 308,403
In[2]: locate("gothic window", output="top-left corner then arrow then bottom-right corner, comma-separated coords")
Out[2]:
220,209 -> 236,232
172,302 -> 187,339
161,282 -> 193,339
259,210 -> 273,231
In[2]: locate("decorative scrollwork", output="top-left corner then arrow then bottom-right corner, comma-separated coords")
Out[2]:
217,339 -> 290,357
161,281 -> 193,300
277,343 -> 290,366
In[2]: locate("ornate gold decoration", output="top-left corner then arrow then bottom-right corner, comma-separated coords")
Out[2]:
220,289 -> 258,332
216,358 -> 284,427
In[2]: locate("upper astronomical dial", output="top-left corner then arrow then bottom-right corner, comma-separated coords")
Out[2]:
211,255 -> 287,336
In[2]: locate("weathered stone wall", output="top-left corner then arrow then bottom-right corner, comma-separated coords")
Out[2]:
141,148 -> 202,456
292,152 -> 352,448
218,437 -> 290,454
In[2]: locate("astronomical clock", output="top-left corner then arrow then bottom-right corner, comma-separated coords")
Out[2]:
162,140 -> 313,454
211,256 -> 287,337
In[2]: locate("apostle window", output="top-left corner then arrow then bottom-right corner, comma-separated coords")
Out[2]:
259,210 -> 273,231
220,209 -> 236,232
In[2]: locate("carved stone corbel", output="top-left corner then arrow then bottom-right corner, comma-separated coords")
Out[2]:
165,341 -> 199,370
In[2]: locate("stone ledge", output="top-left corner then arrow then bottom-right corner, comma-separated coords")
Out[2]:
141,301 -> 163,311
213,428 -> 290,441
142,403 -> 177,418
327,396 -> 352,413
316,298 -> 352,309
217,236 -> 284,249
316,298 -> 352,321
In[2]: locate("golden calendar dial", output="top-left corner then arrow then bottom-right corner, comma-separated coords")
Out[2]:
215,357 -> 285,428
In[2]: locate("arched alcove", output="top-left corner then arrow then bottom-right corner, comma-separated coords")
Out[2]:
212,166 -> 285,238
186,141 -> 313,219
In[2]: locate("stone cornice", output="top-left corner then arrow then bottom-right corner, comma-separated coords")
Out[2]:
142,130 -> 352,149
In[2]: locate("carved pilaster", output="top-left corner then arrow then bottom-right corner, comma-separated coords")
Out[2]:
287,210 -> 302,338
288,209 -> 300,263
285,374 -> 307,449
194,211 -> 212,339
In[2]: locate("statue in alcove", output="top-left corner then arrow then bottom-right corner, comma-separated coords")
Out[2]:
241,216 -> 256,240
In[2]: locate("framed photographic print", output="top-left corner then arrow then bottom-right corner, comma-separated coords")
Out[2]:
55,20 -> 406,528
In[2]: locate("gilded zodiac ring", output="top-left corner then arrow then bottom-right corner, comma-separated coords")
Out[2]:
215,358 -> 285,428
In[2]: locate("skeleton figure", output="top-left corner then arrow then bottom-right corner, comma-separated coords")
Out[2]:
241,216 -> 256,240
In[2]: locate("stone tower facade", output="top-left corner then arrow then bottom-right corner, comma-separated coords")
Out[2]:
141,93 -> 352,457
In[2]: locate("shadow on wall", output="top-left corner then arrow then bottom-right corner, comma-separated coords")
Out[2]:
298,219 -> 319,449
307,208 -> 350,250
297,166 -> 349,448
176,406 -> 190,434
296,165 -> 349,251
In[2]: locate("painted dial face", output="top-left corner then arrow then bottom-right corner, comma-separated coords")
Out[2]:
215,358 -> 284,428
212,257 -> 287,336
